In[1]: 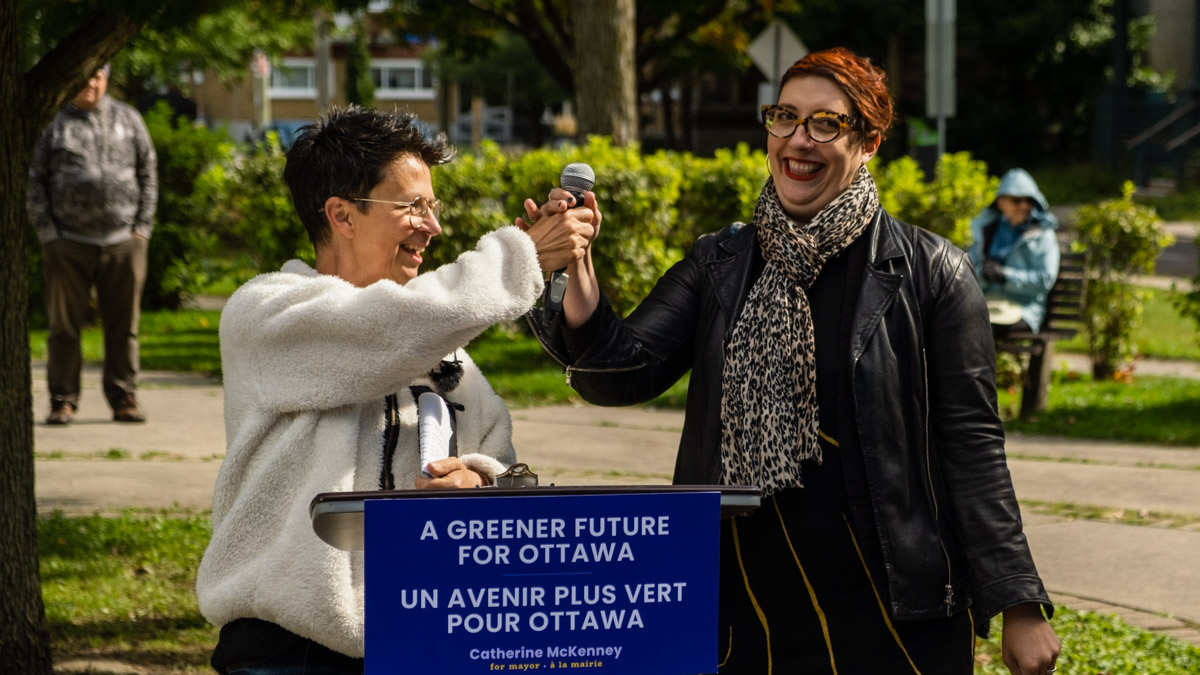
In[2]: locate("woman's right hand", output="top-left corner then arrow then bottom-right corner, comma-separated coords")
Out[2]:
515,188 -> 603,327
515,188 -> 601,274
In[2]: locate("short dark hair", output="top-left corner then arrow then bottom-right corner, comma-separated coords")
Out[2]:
283,106 -> 455,248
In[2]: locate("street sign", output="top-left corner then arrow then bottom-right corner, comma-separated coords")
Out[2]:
749,19 -> 808,117
748,19 -> 808,83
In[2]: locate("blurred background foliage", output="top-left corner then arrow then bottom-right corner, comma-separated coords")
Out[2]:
28,110 -> 1130,319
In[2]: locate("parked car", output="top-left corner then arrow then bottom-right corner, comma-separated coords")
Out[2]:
247,119 -> 309,150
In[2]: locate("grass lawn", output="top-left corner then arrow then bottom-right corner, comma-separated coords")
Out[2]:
38,510 -> 1200,675
999,374 -> 1200,445
29,309 -> 224,378
40,511 -> 215,673
1056,286 -> 1200,361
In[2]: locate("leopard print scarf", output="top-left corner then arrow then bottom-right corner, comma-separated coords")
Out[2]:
719,165 -> 879,495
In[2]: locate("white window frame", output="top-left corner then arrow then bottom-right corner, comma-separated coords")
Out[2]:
371,58 -> 435,101
269,57 -> 318,100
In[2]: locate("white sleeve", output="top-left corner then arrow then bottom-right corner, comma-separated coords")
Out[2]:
220,226 -> 541,412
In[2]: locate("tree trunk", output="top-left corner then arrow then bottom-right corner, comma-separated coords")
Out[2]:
1,3 -> 141,672
570,0 -> 638,146
0,0 -> 51,671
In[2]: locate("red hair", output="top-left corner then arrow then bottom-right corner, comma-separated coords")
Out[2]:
780,47 -> 894,141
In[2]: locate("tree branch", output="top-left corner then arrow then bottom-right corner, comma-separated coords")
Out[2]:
510,0 -> 574,91
458,0 -> 573,92
636,2 -> 730,65
25,10 -> 144,133
635,2 -> 734,95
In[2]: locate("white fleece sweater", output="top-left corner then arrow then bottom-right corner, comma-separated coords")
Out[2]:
196,227 -> 543,658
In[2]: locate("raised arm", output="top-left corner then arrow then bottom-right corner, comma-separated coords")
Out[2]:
220,226 -> 543,413
516,188 -> 602,327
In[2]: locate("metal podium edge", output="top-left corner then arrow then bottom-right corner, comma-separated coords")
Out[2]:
310,485 -> 761,551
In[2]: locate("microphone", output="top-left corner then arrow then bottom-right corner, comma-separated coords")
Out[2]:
546,163 -> 595,312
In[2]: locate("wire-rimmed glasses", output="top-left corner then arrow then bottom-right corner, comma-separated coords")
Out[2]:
353,196 -> 444,220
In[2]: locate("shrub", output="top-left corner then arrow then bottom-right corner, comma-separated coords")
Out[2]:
875,155 -> 931,230
506,136 -> 684,315
192,134 -> 314,276
166,138 -> 1004,322
875,152 -> 997,248
1071,182 -> 1174,379
426,140 -> 511,271
142,102 -> 233,309
674,143 -> 769,250
927,152 -> 998,247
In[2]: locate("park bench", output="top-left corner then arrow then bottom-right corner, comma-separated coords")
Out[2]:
993,245 -> 1089,419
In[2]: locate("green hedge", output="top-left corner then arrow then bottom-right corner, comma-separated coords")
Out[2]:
30,131 -> 997,320
432,140 -> 995,314
142,102 -> 233,310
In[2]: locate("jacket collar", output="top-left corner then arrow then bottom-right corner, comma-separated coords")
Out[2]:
851,209 -> 907,363
707,222 -> 761,326
716,221 -> 756,256
864,207 -> 907,270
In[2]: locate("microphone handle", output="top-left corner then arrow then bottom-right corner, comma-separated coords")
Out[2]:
545,187 -> 589,313
546,268 -> 569,312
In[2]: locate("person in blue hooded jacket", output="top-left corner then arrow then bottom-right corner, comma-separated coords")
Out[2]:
969,168 -> 1061,335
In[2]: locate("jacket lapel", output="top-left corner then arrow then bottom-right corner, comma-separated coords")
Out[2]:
707,223 -> 761,332
850,212 -> 905,363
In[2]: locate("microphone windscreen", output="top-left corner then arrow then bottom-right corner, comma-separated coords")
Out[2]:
560,163 -> 596,192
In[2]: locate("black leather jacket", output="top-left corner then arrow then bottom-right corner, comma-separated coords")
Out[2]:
528,209 -> 1051,632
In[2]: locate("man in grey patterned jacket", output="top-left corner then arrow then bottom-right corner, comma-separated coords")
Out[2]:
28,64 -> 157,425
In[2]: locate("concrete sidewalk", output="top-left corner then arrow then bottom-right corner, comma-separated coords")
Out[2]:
30,361 -> 1200,646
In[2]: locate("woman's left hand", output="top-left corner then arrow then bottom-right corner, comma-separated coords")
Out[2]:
514,188 -> 599,273
415,457 -> 485,489
1001,603 -> 1061,675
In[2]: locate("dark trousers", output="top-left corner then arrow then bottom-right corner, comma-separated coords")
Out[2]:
43,237 -> 148,410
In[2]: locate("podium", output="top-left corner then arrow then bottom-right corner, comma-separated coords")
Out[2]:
309,485 -> 760,674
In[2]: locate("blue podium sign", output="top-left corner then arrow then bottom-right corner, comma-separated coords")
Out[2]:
364,492 -> 720,674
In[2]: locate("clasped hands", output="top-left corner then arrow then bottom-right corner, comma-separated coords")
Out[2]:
515,187 -> 601,273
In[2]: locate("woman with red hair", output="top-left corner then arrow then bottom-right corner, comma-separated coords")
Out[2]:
527,47 -> 1060,674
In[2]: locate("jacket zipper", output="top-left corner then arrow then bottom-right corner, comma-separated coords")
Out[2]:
921,348 -> 955,615
564,363 -> 646,387
529,335 -> 647,387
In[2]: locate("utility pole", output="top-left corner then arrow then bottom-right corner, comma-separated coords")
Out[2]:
314,8 -> 332,114
926,0 -> 956,159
